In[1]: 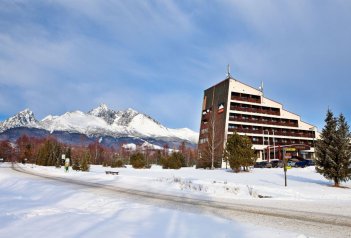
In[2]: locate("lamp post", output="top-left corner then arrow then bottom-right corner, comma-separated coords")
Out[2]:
283,147 -> 287,187
262,129 -> 265,161
265,130 -> 270,162
273,130 -> 276,160
309,126 -> 317,160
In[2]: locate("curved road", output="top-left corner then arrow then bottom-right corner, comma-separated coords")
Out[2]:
11,164 -> 351,237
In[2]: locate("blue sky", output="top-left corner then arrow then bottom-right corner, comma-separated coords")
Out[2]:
1,1 -> 351,131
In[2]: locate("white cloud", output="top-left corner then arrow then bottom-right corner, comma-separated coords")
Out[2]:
1,1 -> 351,130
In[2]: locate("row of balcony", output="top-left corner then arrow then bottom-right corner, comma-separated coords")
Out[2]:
229,116 -> 298,127
231,96 -> 261,104
231,92 -> 261,104
247,137 -> 314,147
230,105 -> 280,116
228,127 -> 315,138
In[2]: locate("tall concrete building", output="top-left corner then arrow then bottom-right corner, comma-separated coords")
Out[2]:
198,72 -> 317,168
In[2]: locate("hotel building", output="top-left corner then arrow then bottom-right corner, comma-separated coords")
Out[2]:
198,72 -> 318,168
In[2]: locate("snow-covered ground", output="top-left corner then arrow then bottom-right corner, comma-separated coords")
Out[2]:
1,163 -> 350,237
19,163 -> 351,203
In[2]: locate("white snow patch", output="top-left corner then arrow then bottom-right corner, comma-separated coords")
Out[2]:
0,163 -> 302,238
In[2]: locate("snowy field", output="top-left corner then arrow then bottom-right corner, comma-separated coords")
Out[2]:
1,163 -> 350,238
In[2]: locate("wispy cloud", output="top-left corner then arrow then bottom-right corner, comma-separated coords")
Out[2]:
1,1 -> 351,130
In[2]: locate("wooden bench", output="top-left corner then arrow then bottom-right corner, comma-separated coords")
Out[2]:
105,171 -> 119,175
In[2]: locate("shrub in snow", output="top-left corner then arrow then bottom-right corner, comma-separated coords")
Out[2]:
72,162 -> 81,171
161,152 -> 184,169
111,159 -> 124,168
130,153 -> 146,169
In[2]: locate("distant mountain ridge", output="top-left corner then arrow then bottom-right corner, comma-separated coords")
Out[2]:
0,104 -> 198,148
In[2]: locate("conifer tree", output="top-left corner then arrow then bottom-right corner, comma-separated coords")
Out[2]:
224,132 -> 255,172
130,152 -> 146,169
36,138 -> 62,166
80,152 -> 90,172
316,110 -> 351,187
161,152 -> 184,169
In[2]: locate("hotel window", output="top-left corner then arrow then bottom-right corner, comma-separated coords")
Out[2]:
228,124 -> 238,129
252,137 -> 259,142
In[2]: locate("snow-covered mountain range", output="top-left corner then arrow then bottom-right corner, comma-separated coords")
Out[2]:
0,104 -> 198,147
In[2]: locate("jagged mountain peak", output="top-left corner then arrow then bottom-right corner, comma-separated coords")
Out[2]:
8,108 -> 36,123
0,108 -> 39,132
88,104 -> 117,125
0,106 -> 199,144
88,104 -> 110,114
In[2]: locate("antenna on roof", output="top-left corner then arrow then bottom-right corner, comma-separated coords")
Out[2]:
259,81 -> 264,95
226,64 -> 231,78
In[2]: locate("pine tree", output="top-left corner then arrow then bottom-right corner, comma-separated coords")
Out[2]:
161,152 -> 184,169
224,132 -> 255,172
130,152 -> 146,169
80,152 -> 90,172
334,114 -> 351,185
36,138 -> 62,166
316,110 -> 351,187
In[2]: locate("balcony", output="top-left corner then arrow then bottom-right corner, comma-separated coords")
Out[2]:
229,116 -> 298,128
231,96 -> 261,104
230,106 -> 280,116
228,126 -> 315,138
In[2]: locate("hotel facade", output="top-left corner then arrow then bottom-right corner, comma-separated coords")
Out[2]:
198,74 -> 318,168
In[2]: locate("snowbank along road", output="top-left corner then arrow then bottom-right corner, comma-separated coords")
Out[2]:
11,164 -> 351,238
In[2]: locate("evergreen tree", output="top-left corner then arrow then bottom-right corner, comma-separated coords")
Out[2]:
316,110 -> 351,187
80,152 -> 90,172
161,152 -> 184,169
224,132 -> 255,173
65,147 -> 72,160
36,138 -> 62,166
130,152 -> 146,169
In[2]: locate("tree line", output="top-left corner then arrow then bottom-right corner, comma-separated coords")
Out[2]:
0,135 -> 198,171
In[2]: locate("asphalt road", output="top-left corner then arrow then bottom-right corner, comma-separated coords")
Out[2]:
11,164 -> 351,237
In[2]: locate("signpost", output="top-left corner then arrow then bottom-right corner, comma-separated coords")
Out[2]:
283,147 -> 296,187
62,154 -> 70,172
